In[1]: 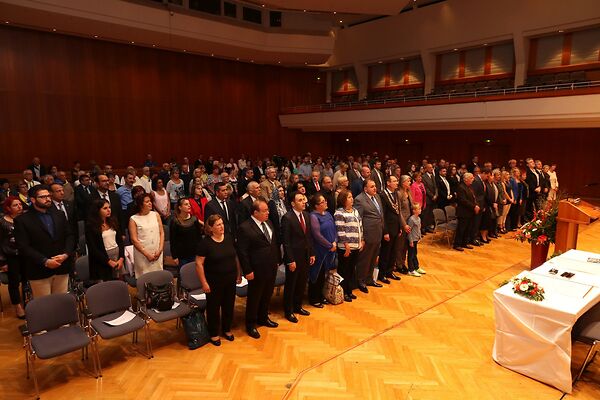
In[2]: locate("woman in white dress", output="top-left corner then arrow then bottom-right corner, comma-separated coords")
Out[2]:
547,164 -> 559,201
129,193 -> 164,278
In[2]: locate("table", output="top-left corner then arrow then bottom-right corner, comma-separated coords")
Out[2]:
492,250 -> 600,393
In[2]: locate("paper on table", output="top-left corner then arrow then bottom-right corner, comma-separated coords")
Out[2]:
523,272 -> 593,299
104,310 -> 137,326
237,277 -> 248,287
191,293 -> 206,301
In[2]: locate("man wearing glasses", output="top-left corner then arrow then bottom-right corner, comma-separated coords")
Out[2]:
14,185 -> 75,298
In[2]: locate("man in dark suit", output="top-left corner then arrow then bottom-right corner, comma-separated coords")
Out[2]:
421,164 -> 437,233
317,176 -> 336,215
453,173 -> 479,251
351,166 -> 371,198
281,191 -> 315,323
237,198 -> 281,339
237,181 -> 261,225
436,167 -> 454,209
204,182 -> 237,236
304,170 -> 322,197
74,174 -> 94,221
237,168 -> 255,200
371,159 -> 385,193
14,185 -> 75,298
347,161 -> 362,185
525,158 -> 541,221
354,179 -> 384,292
49,182 -> 78,242
91,174 -> 123,229
469,167 -> 487,246
378,175 -> 401,283
27,157 -> 47,182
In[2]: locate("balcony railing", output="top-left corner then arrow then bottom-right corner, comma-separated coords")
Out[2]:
282,80 -> 600,114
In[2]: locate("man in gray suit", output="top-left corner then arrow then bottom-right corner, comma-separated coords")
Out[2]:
421,163 -> 438,233
354,179 -> 384,293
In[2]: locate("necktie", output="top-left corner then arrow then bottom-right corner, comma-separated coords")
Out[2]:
261,222 -> 271,243
315,181 -> 320,191
58,202 -> 68,220
371,196 -> 381,214
299,212 -> 306,233
102,192 -> 109,203
220,200 -> 229,220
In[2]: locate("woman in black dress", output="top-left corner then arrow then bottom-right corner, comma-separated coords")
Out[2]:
0,196 -> 25,318
196,215 -> 242,346
85,199 -> 125,281
169,198 -> 203,268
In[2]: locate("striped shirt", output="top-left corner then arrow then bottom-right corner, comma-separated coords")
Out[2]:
334,207 -> 363,249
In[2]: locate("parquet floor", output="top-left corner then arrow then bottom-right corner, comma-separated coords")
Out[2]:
1,222 -> 599,400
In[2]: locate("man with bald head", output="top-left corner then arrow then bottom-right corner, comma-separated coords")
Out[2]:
237,181 -> 261,224
351,165 -> 371,198
453,173 -> 479,251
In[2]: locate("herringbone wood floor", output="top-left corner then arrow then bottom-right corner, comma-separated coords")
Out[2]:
1,222 -> 599,400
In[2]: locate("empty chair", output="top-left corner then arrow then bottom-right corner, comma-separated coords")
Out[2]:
573,304 -> 600,384
136,270 -> 191,324
22,293 -> 98,398
444,205 -> 457,223
433,208 -> 453,246
86,280 -> 152,363
179,262 -> 207,310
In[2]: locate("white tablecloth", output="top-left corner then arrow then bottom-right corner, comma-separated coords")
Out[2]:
492,250 -> 600,393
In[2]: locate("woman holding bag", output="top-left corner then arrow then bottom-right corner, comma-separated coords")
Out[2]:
308,193 -> 337,308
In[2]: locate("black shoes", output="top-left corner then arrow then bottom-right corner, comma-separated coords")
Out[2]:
210,337 -> 222,346
378,277 -> 391,284
247,327 -> 261,339
349,293 -> 357,299
387,273 -> 401,281
285,313 -> 298,323
310,302 -> 324,308
295,308 -> 310,316
223,333 -> 235,341
358,285 -> 369,294
366,281 -> 383,288
258,318 -> 279,328
398,266 -> 409,275
464,245 -> 474,249
344,294 -> 353,302
453,246 -> 464,251
470,240 -> 482,246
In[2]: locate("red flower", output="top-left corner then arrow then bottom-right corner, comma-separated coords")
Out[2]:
537,235 -> 547,244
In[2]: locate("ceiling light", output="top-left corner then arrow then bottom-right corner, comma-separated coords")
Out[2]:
152,44 -> 156,47
378,61 -> 383,64
210,53 -> 214,56
339,20 -> 343,23
52,28 -> 56,32
94,35 -> 98,38
251,60 -> 254,63
131,41 -> 135,44
236,57 -> 239,61
305,62 -> 308,65
333,11 -> 337,15
400,57 -> 404,60
4,21 -> 9,24
303,10 -> 307,12
317,77 -> 321,80
558,30 -> 564,33
483,43 -> 488,46
261,4 -> 265,7
453,48 -> 458,51
277,61 -> 281,64
345,138 -> 350,142
183,50 -> 187,52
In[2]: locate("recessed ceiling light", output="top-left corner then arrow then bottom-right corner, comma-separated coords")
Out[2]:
345,138 -> 350,142
378,61 -> 383,64
333,11 -> 337,15
94,35 -> 98,38
400,57 -> 404,60
453,48 -> 458,51
5,21 -> 9,24
483,43 -> 488,46
152,44 -> 156,47
558,30 -> 564,33
317,77 -> 321,80
261,4 -> 265,7
210,53 -> 214,56
305,62 -> 308,65
183,49 -> 187,52
251,60 -> 254,63
236,57 -> 239,61
277,61 -> 281,64
52,28 -> 56,32
303,10 -> 307,12
131,41 -> 135,44
339,20 -> 343,23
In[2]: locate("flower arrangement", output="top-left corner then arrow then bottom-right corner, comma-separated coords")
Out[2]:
515,198 -> 559,246
500,276 -> 546,301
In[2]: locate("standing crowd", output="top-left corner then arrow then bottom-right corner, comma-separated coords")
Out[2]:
0,153 -> 558,343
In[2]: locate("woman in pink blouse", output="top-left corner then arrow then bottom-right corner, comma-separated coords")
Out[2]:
410,172 -> 426,211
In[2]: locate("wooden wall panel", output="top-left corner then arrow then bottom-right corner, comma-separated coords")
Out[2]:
0,25 -> 324,172
302,129 -> 600,198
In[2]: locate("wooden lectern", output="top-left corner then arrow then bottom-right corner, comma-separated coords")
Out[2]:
555,200 -> 600,253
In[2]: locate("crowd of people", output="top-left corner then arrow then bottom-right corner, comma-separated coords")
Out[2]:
0,153 -> 558,343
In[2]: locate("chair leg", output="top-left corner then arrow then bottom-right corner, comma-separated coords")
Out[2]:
29,354 -> 40,400
144,323 -> 153,359
575,342 -> 597,383
25,348 -> 30,379
92,338 -> 103,378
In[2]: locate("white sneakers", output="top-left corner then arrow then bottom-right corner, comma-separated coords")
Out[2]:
408,270 -> 421,277
416,268 -> 427,275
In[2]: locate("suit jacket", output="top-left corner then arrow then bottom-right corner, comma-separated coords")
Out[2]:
380,189 -> 400,236
237,177 -> 254,199
14,208 -> 75,280
85,224 -> 125,281
471,174 -> 486,209
347,168 -> 361,183
525,168 -> 540,200
51,199 -> 79,241
27,164 -> 47,181
436,175 -> 453,209
75,184 -> 95,221
281,210 -> 314,267
351,177 -> 365,198
236,196 -> 255,225
354,192 -> 384,243
456,182 -> 477,219
304,179 -> 321,196
259,179 -> 282,201
397,189 -> 412,229
204,198 -> 237,236
422,172 -> 438,203
371,168 -> 385,193
236,218 -> 281,276
90,189 -> 123,229
268,199 -> 288,243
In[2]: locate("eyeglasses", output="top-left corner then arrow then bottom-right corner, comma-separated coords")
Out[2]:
36,195 -> 51,199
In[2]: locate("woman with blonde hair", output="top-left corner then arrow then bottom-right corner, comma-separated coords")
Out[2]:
498,170 -> 513,233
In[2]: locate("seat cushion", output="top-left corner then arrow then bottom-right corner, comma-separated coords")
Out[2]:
31,325 -> 90,359
146,302 -> 191,323
91,311 -> 146,339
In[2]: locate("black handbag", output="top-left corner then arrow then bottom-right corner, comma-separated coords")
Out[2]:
145,282 -> 174,312
182,309 -> 210,350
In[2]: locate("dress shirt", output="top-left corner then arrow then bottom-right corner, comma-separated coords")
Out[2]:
53,200 -> 69,220
251,215 -> 272,240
